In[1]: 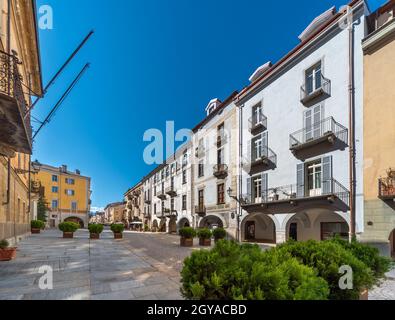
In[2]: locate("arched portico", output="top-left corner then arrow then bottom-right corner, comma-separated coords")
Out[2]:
283,209 -> 350,242
168,217 -> 177,234
199,215 -> 225,229
240,214 -> 277,244
178,217 -> 191,229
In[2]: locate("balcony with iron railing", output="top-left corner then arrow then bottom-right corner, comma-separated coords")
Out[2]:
290,117 -> 348,159
249,112 -> 267,135
379,177 -> 395,200
163,207 -> 177,218
300,74 -> 331,105
165,184 -> 177,197
213,164 -> 228,179
0,50 -> 32,154
195,205 -> 206,216
215,133 -> 228,147
242,178 -> 350,214
195,145 -> 206,158
157,188 -> 167,200
244,146 -> 277,174
144,194 -> 152,204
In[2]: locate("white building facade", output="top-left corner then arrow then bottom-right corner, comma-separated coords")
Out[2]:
236,1 -> 368,244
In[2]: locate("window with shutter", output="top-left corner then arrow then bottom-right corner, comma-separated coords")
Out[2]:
322,156 -> 333,194
304,105 -> 323,142
297,163 -> 305,198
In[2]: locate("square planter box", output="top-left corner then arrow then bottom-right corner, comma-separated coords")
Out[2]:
63,232 -> 74,239
31,228 -> 41,234
180,237 -> 193,247
0,248 -> 17,261
90,233 -> 100,240
199,238 -> 212,246
114,233 -> 123,239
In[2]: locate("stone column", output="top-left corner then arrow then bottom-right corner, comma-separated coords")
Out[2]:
276,229 -> 287,244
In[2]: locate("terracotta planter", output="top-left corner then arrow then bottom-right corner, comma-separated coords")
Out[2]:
0,248 -> 17,261
180,237 -> 193,247
63,232 -> 74,239
31,228 -> 41,234
114,233 -> 123,239
199,238 -> 212,246
90,233 -> 100,240
359,289 -> 369,300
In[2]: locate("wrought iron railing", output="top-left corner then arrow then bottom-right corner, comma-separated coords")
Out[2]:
249,111 -> 267,132
289,117 -> 348,149
165,184 -> 177,196
213,164 -> 228,177
195,205 -> 206,215
0,50 -> 31,140
242,178 -> 349,206
300,74 -> 331,102
379,177 -> 395,199
215,133 -> 228,147
246,146 -> 277,168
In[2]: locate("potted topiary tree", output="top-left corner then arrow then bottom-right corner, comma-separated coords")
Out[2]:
0,240 -> 17,261
58,222 -> 79,239
212,228 -> 226,243
89,224 -> 104,240
197,228 -> 212,247
179,227 -> 196,247
31,220 -> 45,234
111,223 -> 125,239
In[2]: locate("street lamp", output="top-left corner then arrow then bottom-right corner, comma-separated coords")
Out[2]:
227,187 -> 244,242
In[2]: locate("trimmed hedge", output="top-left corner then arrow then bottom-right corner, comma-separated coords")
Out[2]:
111,224 -> 125,234
31,220 -> 45,229
0,239 -> 9,249
181,239 -> 392,300
58,222 -> 79,233
197,228 -> 212,240
212,228 -> 226,240
88,224 -> 104,234
181,240 -> 329,300
179,227 -> 197,239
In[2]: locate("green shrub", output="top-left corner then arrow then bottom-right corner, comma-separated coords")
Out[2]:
58,222 -> 79,233
328,237 -> 393,285
179,227 -> 197,239
88,224 -> 104,234
31,220 -> 45,229
212,228 -> 226,240
277,240 -> 375,300
197,228 -> 212,240
111,224 -> 125,234
181,240 -> 329,300
0,239 -> 9,249
144,224 -> 150,232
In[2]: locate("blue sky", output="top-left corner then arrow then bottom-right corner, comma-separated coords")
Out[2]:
33,0 -> 384,210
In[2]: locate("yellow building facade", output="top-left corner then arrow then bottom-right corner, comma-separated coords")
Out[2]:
0,1 -> 43,244
33,162 -> 91,228
361,0 -> 395,256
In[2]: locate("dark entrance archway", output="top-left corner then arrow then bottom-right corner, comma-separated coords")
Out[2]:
65,217 -> 84,229
169,217 -> 177,234
152,220 -> 159,232
390,229 -> 395,258
199,215 -> 224,229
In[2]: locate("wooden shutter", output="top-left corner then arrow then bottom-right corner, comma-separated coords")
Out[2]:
322,156 -> 333,194
246,177 -> 251,204
297,163 -> 305,198
261,173 -> 268,201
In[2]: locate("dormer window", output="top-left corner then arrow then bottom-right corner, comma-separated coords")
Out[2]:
205,98 -> 221,116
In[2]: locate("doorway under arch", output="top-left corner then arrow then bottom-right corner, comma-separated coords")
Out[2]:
152,220 -> 159,232
390,229 -> 395,258
178,217 -> 190,229
65,217 -> 84,229
199,215 -> 224,229
168,217 -> 177,234
240,214 -> 276,244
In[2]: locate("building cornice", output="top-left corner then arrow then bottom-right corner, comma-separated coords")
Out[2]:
362,18 -> 395,54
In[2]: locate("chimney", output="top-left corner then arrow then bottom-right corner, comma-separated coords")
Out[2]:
76,169 -> 81,175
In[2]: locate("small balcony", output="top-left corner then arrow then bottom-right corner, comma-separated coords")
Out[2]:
127,201 -> 133,210
242,178 -> 350,214
157,188 -> 167,200
244,146 -> 277,174
164,208 -> 177,218
165,185 -> 177,197
144,196 -> 152,204
249,112 -> 267,135
213,164 -> 228,179
0,51 -> 32,154
300,74 -> 331,106
215,133 -> 228,147
290,117 -> 348,160
379,175 -> 395,200
195,205 -> 206,216
144,211 -> 151,218
195,146 -> 205,158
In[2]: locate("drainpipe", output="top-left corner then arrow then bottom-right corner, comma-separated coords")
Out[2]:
3,157 -> 11,206
237,103 -> 244,242
347,6 -> 356,240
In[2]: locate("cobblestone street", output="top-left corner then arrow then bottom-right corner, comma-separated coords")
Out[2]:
0,230 -> 196,300
0,230 -> 394,300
